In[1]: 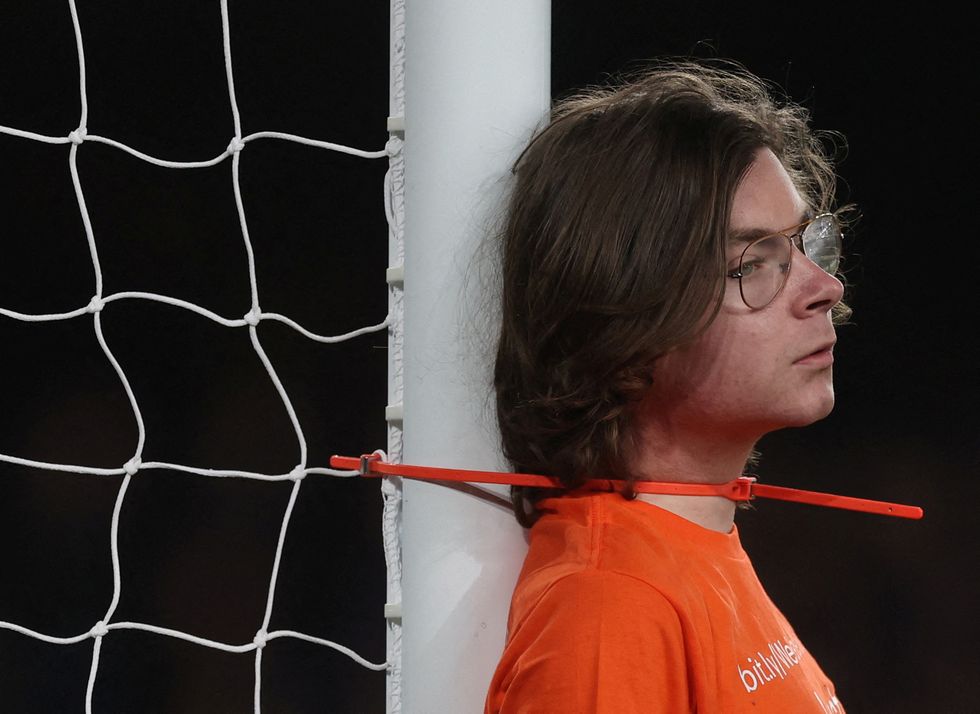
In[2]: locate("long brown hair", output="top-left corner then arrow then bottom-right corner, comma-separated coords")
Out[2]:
493,61 -> 846,526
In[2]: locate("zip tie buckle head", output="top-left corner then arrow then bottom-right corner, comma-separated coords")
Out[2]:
732,476 -> 757,501
360,452 -> 382,476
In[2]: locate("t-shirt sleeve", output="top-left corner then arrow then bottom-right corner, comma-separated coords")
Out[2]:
487,569 -> 692,714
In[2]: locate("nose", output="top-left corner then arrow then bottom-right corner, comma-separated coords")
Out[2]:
789,248 -> 844,317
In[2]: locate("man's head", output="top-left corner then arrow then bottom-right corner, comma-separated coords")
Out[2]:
637,147 -> 844,452
493,61 -> 848,524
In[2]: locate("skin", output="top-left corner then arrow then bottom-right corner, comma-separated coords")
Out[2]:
631,147 -> 844,533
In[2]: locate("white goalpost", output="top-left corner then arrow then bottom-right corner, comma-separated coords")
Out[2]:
0,0 -> 549,710
396,2 -> 550,712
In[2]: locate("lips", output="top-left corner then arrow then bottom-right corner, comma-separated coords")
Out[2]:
794,340 -> 836,365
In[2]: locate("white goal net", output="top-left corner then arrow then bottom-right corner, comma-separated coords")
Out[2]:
0,0 -> 397,711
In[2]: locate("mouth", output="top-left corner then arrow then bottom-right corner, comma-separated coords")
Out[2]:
794,340 -> 836,366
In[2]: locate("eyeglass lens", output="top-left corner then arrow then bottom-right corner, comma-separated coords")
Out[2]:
801,214 -> 841,274
739,214 -> 841,309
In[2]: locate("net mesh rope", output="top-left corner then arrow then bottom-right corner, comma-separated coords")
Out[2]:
0,0 -> 404,711
385,1 -> 406,712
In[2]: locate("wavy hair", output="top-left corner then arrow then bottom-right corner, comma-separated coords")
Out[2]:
494,60 -> 849,526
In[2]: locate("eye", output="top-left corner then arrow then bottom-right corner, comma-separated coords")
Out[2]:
726,260 -> 747,279
737,258 -> 764,277
737,236 -> 789,279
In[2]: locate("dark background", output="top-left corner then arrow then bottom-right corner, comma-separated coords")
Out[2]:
0,1 -> 975,712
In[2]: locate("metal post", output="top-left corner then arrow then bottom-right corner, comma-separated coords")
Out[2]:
401,1 -> 550,711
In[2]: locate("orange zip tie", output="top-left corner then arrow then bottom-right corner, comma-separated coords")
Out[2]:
329,454 -> 923,520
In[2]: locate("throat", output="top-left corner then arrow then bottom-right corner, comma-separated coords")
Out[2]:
634,493 -> 737,533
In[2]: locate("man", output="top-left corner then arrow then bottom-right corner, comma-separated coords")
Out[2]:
485,61 -> 847,712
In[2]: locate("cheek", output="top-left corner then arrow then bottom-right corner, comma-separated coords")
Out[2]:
679,312 -> 755,381
652,324 -> 736,394
650,314 -> 777,406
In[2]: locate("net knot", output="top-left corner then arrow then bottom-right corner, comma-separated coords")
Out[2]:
123,457 -> 142,476
90,620 -> 109,638
227,136 -> 245,154
68,127 -> 87,145
288,466 -> 306,482
243,308 -> 261,326
87,295 -> 105,313
253,629 -> 269,649
385,136 -> 403,157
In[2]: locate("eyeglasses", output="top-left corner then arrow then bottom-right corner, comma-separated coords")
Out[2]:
726,212 -> 843,309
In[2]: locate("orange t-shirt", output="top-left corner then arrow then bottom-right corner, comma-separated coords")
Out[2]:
485,492 -> 844,713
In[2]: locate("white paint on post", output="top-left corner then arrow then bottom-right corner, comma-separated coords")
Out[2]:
401,1 -> 550,712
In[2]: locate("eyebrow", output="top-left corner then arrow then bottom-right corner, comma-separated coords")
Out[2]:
727,210 -> 812,245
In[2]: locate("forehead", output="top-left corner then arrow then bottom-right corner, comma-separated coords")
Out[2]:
729,148 -> 809,238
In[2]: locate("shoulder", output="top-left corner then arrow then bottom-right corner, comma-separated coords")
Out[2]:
516,568 -> 684,644
516,493 -> 694,609
488,569 -> 693,713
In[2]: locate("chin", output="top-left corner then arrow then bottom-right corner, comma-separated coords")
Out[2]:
788,392 -> 836,427
763,385 -> 836,430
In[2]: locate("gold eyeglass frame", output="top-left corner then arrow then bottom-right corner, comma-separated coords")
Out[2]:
727,211 -> 843,309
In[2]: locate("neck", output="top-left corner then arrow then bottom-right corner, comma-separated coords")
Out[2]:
630,420 -> 757,534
